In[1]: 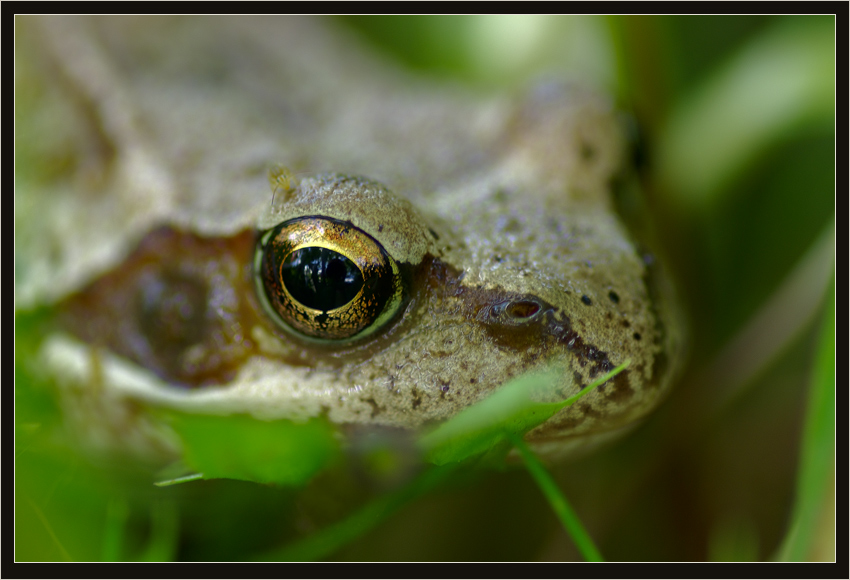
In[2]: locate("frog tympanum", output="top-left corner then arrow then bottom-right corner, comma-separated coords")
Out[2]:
16,16 -> 684,462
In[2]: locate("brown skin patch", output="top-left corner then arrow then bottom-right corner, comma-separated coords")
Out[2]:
59,227 -> 260,387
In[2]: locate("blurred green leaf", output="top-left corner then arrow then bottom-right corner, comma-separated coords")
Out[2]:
15,445 -> 114,562
708,514 -> 760,562
658,16 -> 834,209
776,279 -> 835,561
170,414 -> 339,486
338,15 -> 615,88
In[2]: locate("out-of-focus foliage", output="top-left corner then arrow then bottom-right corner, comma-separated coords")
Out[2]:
167,414 -> 339,486
16,15 -> 835,561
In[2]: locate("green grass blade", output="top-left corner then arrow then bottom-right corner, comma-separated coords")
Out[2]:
154,473 -> 204,487
420,360 -> 631,465
509,434 -> 604,562
775,278 -> 835,561
101,498 -> 129,561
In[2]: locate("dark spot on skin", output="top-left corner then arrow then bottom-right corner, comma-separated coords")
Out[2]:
378,224 -> 384,233
633,332 -> 642,341
439,382 -> 450,393
469,378 -> 477,384
581,295 -> 592,305
428,228 -> 439,240
608,291 -> 619,304
364,397 -> 381,419
621,319 -> 631,328
411,389 -> 421,410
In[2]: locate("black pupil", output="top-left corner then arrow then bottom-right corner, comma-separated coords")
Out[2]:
281,247 -> 363,311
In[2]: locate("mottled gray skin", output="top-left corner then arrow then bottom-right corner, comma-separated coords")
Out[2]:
16,16 -> 684,460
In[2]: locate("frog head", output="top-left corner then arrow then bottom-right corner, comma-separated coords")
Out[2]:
17,16 -> 684,463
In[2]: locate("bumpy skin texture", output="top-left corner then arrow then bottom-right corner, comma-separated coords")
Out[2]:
16,16 -> 684,460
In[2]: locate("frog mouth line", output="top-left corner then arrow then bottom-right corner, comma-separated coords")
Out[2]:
57,226 -> 645,398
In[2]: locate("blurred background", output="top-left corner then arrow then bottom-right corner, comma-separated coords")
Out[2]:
16,15 -> 835,561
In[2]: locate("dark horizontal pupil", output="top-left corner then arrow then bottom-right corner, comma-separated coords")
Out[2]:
281,247 -> 363,311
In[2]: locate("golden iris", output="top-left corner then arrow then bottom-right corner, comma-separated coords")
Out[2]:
255,217 -> 403,341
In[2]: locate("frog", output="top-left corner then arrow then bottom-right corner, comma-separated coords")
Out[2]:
15,15 -> 684,464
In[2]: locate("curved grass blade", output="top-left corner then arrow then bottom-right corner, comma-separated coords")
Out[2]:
420,360 -> 631,465
775,279 -> 835,561
509,433 -> 603,562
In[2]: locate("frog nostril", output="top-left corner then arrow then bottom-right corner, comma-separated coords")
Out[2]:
505,299 -> 541,320
478,297 -> 545,325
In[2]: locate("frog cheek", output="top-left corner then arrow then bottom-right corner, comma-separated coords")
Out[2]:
254,217 -> 404,341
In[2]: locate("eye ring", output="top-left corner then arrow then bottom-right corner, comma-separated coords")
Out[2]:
254,217 -> 404,341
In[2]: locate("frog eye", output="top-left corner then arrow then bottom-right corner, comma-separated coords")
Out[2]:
254,217 -> 404,341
